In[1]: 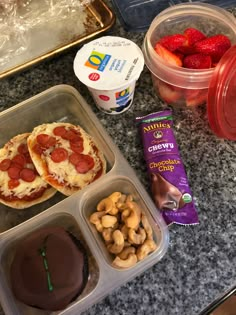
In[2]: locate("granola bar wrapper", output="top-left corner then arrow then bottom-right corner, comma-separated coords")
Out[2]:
136,110 -> 198,226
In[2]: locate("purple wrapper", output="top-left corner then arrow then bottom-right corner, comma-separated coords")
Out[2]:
136,110 -> 198,225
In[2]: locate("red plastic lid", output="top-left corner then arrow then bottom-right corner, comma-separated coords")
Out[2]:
207,45 -> 236,140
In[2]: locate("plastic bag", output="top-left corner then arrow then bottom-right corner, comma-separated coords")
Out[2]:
0,0 -> 94,68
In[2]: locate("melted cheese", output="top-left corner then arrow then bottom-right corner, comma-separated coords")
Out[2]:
0,172 -> 47,197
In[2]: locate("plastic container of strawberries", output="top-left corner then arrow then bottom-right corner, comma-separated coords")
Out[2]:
111,0 -> 236,32
142,3 -> 236,139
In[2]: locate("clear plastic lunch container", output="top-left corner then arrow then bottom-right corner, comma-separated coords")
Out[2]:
111,0 -> 236,32
0,85 -> 169,315
142,3 -> 236,140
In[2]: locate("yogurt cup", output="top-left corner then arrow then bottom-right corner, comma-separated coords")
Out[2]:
73,36 -> 144,114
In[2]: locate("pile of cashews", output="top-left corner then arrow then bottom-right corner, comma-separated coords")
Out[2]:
89,192 -> 157,269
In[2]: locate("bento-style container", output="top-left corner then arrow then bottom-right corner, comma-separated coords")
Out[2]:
0,0 -> 115,79
0,85 -> 169,315
142,3 -> 236,140
0,84 -> 115,233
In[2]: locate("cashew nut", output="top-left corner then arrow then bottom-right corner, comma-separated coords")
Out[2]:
97,196 -> 120,215
108,192 -> 122,203
112,253 -> 137,268
141,213 -> 153,240
97,197 -> 113,212
118,246 -> 136,260
128,227 -> 146,245
102,228 -> 113,243
89,211 -> 106,232
89,211 -> 106,224
120,224 -> 129,240
90,192 -> 157,268
121,209 -> 130,222
104,192 -> 122,215
116,194 -> 127,209
107,230 -> 124,254
136,239 -> 157,261
101,215 -> 117,228
108,207 -> 119,216
125,201 -> 141,230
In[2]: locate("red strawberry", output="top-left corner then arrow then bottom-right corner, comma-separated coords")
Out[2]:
177,45 -> 197,56
185,89 -> 208,106
156,79 -> 182,104
184,28 -> 206,46
194,34 -> 231,62
183,53 -> 212,69
158,34 -> 187,51
154,43 -> 182,67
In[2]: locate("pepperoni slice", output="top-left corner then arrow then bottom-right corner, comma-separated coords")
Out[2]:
83,155 -> 95,170
69,135 -> 83,144
45,136 -> 57,148
24,152 -> 33,164
0,159 -> 11,171
36,134 -> 51,145
17,143 -> 28,155
33,143 -> 43,155
8,179 -> 20,189
69,153 -> 83,166
62,129 -> 79,141
74,155 -> 95,174
12,154 -> 26,168
8,167 -> 21,179
36,134 -> 56,148
20,168 -> 36,182
51,148 -> 68,163
53,126 -> 67,137
69,153 -> 94,170
70,139 -> 84,154
75,160 -> 90,174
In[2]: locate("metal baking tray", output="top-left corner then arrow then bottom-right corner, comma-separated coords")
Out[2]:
0,85 -> 169,315
0,0 -> 115,79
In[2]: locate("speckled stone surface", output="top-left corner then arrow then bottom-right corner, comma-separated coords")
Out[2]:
0,2 -> 236,315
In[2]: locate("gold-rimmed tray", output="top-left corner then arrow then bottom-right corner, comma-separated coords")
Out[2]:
0,0 -> 115,79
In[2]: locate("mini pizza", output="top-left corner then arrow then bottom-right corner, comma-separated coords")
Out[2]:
0,133 -> 57,209
27,123 -> 106,196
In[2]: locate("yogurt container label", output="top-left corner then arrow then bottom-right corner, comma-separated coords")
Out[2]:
74,36 -> 144,114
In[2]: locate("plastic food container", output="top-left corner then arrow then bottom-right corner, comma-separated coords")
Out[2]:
143,3 -> 236,140
0,85 -> 169,315
111,0 -> 236,32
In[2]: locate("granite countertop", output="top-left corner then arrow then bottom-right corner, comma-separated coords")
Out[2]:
0,1 -> 236,315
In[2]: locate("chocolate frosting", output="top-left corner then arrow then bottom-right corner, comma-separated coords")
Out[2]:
10,226 -> 88,311
151,173 -> 185,211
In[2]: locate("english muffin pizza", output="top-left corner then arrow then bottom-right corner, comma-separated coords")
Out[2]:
0,133 -> 57,209
27,122 -> 106,196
